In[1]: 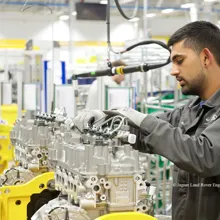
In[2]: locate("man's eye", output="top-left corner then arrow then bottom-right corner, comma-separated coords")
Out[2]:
177,59 -> 183,65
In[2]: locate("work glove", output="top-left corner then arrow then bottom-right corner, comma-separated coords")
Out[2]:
104,107 -> 147,128
73,109 -> 106,132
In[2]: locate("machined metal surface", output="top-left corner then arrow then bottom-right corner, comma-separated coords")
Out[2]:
32,112 -> 155,219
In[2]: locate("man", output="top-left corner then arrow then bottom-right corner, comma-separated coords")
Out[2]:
74,21 -> 220,220
86,60 -> 126,110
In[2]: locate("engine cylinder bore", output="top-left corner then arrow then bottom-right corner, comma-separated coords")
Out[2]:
93,184 -> 101,194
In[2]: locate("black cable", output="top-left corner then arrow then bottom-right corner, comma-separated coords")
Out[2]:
124,40 -> 171,53
107,0 -> 139,55
1,168 -> 21,186
1,175 -> 8,186
48,206 -> 70,220
106,0 -> 121,55
73,40 -> 170,79
106,0 -> 111,56
114,0 -> 139,20
108,1 -> 165,57
21,4 -> 53,14
107,9 -> 169,56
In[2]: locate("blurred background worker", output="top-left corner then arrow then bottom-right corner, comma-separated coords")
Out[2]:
86,60 -> 126,110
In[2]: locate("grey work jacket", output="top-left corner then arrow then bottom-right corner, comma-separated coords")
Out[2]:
139,89 -> 220,220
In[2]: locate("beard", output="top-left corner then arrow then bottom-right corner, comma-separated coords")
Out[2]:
181,70 -> 207,96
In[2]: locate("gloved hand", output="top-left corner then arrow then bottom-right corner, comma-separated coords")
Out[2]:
104,107 -> 147,128
73,109 -> 106,132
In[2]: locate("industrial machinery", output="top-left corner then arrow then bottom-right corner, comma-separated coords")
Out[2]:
3,108 -> 69,185
0,110 -> 69,220
0,120 -> 14,174
0,172 -> 56,220
0,104 -> 19,174
2,114 -> 49,186
32,113 -> 156,220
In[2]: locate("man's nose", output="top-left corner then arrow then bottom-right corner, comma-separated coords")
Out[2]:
170,65 -> 180,76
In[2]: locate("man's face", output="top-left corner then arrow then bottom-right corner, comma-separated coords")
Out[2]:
170,40 -> 207,96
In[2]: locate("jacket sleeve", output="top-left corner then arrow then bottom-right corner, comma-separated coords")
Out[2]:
139,114 -> 220,178
133,105 -> 184,151
156,105 -> 185,126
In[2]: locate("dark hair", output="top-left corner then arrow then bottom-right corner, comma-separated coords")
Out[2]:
111,60 -> 126,67
168,21 -> 220,66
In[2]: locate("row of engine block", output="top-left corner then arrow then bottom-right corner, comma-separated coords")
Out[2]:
4,108 -> 156,220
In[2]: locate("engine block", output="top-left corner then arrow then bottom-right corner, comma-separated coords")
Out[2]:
3,110 -> 67,186
8,110 -> 156,219
39,114 -> 155,219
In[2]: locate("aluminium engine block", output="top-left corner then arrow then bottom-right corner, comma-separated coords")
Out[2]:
33,114 -> 155,220
2,109 -> 68,186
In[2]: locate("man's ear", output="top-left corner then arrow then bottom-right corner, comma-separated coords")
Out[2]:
201,48 -> 213,68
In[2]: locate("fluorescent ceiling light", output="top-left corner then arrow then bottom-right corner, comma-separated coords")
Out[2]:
161,9 -> 174,14
204,0 -> 216,2
129,17 -> 140,22
181,3 -> 194,8
146,13 -> 156,18
72,11 -> 77,16
59,15 -> 69,21
100,0 -> 108,4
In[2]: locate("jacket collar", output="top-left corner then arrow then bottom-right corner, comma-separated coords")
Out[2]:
188,88 -> 220,109
204,88 -> 220,108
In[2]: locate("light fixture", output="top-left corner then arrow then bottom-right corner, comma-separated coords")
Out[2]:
100,0 -> 108,4
161,9 -> 174,14
146,13 -> 156,18
72,11 -> 77,16
204,0 -> 216,2
129,17 -> 140,22
59,15 -> 69,21
180,3 -> 195,8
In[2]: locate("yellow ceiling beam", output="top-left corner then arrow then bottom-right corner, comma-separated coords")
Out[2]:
0,39 -> 39,50
0,39 -> 26,49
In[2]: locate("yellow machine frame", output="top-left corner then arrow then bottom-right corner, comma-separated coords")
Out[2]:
0,172 -> 54,220
96,212 -> 157,220
0,104 -> 18,174
0,124 -> 14,174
